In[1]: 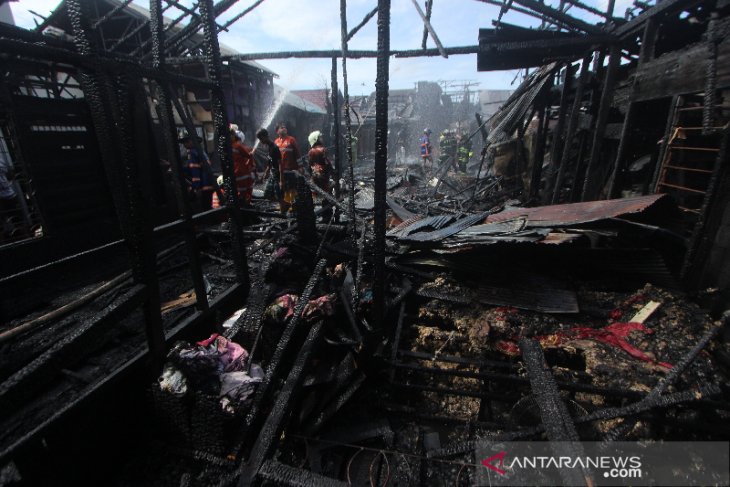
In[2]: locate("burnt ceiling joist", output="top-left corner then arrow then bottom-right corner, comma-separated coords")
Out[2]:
478,22 -> 615,70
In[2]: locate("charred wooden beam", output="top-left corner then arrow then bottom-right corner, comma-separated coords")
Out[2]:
614,0 -> 699,39
181,0 -> 268,55
511,0 -> 604,34
236,322 -> 324,486
372,0 -> 391,330
258,460 -> 347,487
295,175 -> 317,244
409,0 -> 447,58
149,0 -> 209,312
0,285 -> 146,420
431,384 -> 722,458
552,54 -> 591,203
581,44 -> 620,201
703,12 -> 719,135
92,0 -> 134,29
604,321 -> 726,440
546,63 -> 574,201
243,260 -> 327,432
421,0 -> 433,49
67,0 -> 166,363
339,0 -> 358,242
391,361 -> 645,399
221,45 -> 478,62
346,6 -> 378,42
331,57 -> 342,198
162,0 -> 239,57
520,339 -> 587,485
198,0 -> 249,287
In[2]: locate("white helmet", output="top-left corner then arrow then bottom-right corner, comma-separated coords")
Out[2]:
308,130 -> 322,148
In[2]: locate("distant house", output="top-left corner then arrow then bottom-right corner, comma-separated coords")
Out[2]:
271,87 -> 328,152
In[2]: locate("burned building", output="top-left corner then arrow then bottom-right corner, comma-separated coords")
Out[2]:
1,0 -> 730,486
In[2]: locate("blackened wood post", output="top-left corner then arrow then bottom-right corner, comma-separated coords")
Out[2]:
340,0 -> 357,242
544,63 -> 573,202
149,0 -> 209,311
198,0 -> 249,291
608,19 -> 659,199
529,103 -> 548,201
295,175 -> 317,244
373,0 -> 391,330
66,0 -> 166,364
331,56 -> 342,198
552,53 -> 591,203
581,44 -> 620,201
649,95 -> 680,192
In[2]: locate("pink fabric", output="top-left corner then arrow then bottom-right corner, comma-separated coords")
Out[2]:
196,333 -> 250,372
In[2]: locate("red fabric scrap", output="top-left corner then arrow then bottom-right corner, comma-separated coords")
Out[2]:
565,322 -> 672,369
495,322 -> 672,369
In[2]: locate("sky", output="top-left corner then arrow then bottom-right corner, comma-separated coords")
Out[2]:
8,0 -> 634,95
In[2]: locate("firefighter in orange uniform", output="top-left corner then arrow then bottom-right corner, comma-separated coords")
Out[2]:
274,121 -> 301,214
230,128 -> 257,205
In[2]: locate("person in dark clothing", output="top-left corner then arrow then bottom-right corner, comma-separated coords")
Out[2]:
180,135 -> 214,211
256,128 -> 282,204
307,130 -> 334,220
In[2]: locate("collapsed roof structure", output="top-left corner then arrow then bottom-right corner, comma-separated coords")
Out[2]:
1,0 -> 730,485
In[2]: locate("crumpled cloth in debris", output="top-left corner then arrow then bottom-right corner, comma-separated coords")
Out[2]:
219,364 -> 265,413
265,294 -> 337,324
302,294 -> 336,321
265,294 -> 299,323
196,333 -> 249,373
495,322 -> 672,369
159,334 -> 263,413
158,364 -> 188,395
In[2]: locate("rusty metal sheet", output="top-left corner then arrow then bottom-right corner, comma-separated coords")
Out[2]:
473,273 -> 579,313
486,194 -> 668,227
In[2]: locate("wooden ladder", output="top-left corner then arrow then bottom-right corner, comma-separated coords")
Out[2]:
654,96 -> 730,234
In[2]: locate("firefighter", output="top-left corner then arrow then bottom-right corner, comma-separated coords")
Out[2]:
274,121 -> 301,215
419,128 -> 433,172
180,134 -> 214,211
230,128 -> 257,204
308,130 -> 334,220
256,128 -> 282,204
439,129 -> 457,170
456,131 -> 473,173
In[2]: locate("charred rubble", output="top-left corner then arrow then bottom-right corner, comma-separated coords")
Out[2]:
1,0 -> 730,486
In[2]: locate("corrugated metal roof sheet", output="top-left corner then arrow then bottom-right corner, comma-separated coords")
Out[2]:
486,194 -> 668,227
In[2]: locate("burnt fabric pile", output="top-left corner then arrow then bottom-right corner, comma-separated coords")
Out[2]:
158,334 -> 263,414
